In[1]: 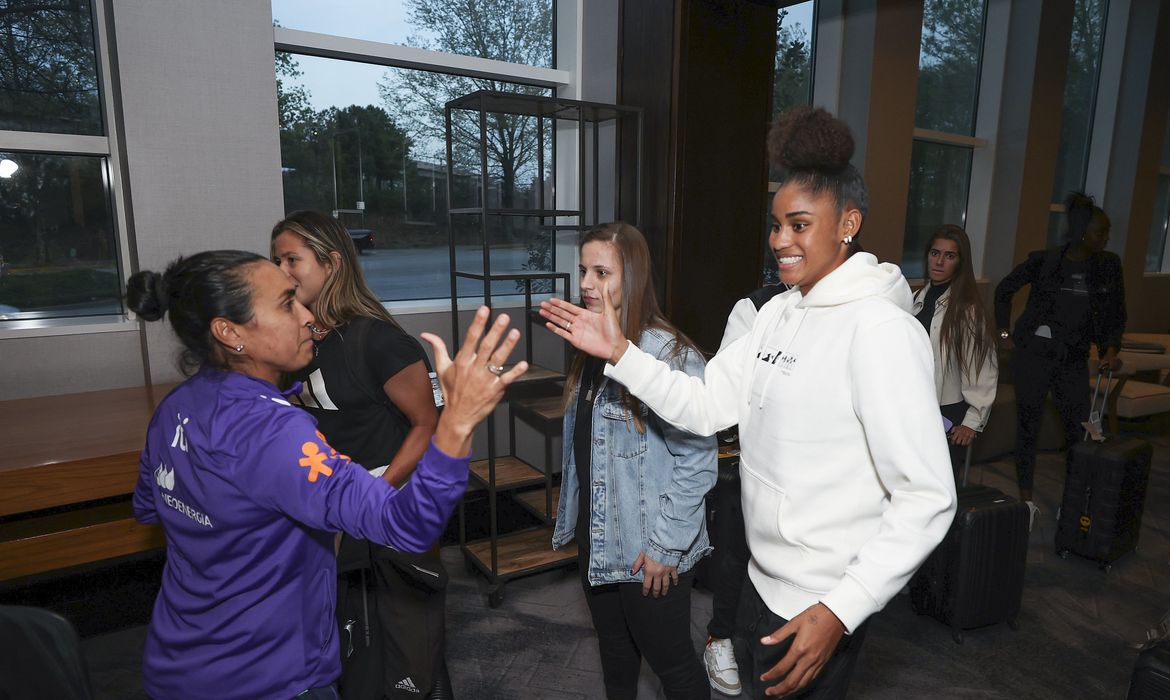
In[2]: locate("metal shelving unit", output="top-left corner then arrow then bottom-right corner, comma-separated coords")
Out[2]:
444,90 -> 642,607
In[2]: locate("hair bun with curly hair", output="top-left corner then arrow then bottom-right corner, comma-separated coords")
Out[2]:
768,105 -> 855,174
126,269 -> 169,321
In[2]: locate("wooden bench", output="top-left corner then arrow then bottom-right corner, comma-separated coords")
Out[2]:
0,384 -> 175,583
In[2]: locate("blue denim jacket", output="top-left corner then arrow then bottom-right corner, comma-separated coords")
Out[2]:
552,327 -> 717,585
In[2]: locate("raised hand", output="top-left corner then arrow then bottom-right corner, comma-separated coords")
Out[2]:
421,306 -> 528,456
539,282 -> 628,364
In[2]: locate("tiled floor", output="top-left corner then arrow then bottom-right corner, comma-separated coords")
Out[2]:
66,418 -> 1170,698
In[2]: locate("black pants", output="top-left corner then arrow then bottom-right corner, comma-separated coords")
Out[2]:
578,549 -> 710,699
732,579 -> 868,700
1012,342 -> 1089,494
707,459 -> 750,640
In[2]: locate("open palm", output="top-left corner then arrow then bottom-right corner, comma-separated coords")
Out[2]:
539,283 -> 626,363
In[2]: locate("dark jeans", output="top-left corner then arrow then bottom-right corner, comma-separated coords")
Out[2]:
732,579 -> 868,700
1012,341 -> 1089,493
297,686 -> 340,700
707,459 -> 750,640
578,550 -> 710,699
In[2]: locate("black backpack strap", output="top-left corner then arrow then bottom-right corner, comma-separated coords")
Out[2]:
748,284 -> 787,311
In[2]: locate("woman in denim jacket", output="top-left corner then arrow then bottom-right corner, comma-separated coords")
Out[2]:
552,222 -> 717,699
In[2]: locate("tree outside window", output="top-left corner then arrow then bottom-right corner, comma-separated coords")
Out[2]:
0,0 -> 121,322
274,0 -> 554,302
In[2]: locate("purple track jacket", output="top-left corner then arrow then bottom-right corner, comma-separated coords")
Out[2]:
133,368 -> 467,699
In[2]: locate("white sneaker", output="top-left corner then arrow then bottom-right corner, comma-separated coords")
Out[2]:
703,637 -> 741,696
1026,500 -> 1040,532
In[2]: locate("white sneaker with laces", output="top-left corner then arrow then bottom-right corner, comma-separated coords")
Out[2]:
703,637 -> 741,696
1026,500 -> 1040,532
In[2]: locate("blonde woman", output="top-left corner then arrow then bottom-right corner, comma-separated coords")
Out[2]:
272,210 -> 448,699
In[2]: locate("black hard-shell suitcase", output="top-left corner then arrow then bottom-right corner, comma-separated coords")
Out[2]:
910,485 -> 1029,643
1127,639 -> 1170,699
1055,370 -> 1153,571
1055,438 -> 1152,571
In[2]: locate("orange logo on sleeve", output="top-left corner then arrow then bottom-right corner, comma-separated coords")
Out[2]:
298,441 -> 335,483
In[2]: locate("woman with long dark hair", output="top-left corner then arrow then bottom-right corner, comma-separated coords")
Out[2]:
542,107 -> 955,699
551,222 -> 717,699
126,249 -> 525,700
994,192 -> 1126,523
912,225 -> 998,474
271,210 -> 451,699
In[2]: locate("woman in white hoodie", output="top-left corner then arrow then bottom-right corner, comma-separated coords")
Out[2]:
911,225 -> 998,477
540,107 -> 956,699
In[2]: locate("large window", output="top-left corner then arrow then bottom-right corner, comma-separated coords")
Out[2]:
273,0 -> 559,303
763,0 -> 816,285
901,0 -> 989,279
0,0 -> 122,323
1145,113 -> 1170,273
272,0 -> 553,68
1048,0 -> 1109,245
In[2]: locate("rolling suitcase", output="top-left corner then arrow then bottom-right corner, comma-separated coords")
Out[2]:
910,485 -> 1029,643
1055,371 -> 1153,572
1127,639 -> 1170,699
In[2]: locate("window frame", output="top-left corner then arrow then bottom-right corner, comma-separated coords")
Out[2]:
903,0 -> 993,281
764,0 -> 819,285
1047,0 -> 1114,246
1146,165 -> 1170,275
0,0 -> 137,337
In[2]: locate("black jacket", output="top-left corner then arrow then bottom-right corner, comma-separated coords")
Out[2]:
993,242 -> 1126,358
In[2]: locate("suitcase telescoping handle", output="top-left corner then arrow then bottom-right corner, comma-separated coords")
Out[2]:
1083,368 -> 1112,442
961,443 -> 973,487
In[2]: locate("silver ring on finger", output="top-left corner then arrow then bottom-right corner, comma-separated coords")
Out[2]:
487,363 -> 505,377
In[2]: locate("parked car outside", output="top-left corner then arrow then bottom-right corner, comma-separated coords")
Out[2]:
348,228 -> 375,253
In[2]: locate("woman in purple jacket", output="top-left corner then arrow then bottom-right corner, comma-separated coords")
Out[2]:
127,250 -> 524,700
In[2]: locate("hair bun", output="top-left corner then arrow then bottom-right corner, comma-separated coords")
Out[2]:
768,106 -> 855,173
1063,191 -> 1094,214
126,270 -> 168,321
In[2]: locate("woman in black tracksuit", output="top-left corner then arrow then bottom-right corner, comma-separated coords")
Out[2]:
993,193 -> 1126,518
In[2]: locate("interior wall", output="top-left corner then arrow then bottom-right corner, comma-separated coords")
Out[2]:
618,0 -> 774,352
668,0 -> 775,351
113,0 -> 287,385
617,0 -> 678,295
0,0 -> 285,400
851,0 -> 924,266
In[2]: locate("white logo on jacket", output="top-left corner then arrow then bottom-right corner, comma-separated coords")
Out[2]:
154,462 -> 175,491
154,459 -> 213,528
170,414 -> 190,452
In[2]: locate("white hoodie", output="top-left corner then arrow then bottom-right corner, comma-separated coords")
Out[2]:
606,253 -> 956,633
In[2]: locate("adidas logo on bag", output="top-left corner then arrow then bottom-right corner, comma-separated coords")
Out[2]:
395,677 -> 420,693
